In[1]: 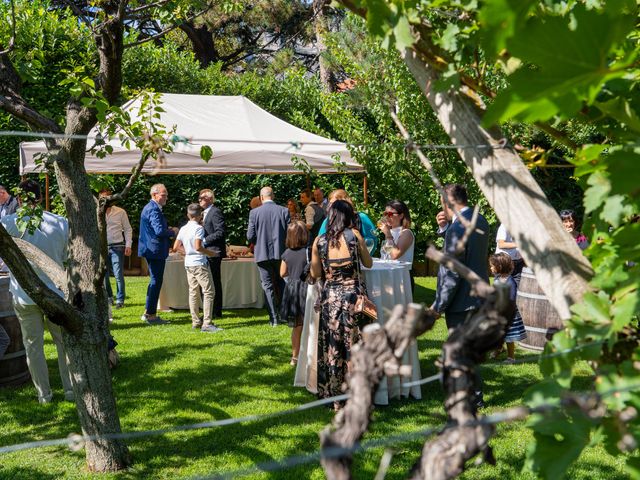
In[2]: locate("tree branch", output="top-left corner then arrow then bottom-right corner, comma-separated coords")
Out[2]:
64,0 -> 95,32
0,225 -> 83,334
426,245 -> 494,299
320,304 -> 438,479
127,0 -> 170,15
0,54 -> 62,133
390,109 -> 485,252
123,8 -> 209,49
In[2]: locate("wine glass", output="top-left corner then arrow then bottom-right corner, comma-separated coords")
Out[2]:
380,240 -> 393,261
365,237 -> 375,255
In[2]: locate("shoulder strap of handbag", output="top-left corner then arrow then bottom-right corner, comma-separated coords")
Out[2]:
347,228 -> 366,288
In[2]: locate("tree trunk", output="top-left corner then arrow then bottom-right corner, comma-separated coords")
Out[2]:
54,129 -> 131,470
400,49 -> 592,320
313,0 -> 338,93
180,22 -> 219,68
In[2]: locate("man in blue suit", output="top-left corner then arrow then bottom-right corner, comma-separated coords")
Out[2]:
433,184 -> 490,328
247,186 -> 290,326
139,183 -> 176,325
432,183 -> 489,409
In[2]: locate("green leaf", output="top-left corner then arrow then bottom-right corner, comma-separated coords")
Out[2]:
484,5 -> 636,124
200,145 -> 213,163
596,96 -> 640,134
583,171 -> 611,214
612,290 -> 639,331
600,194 -> 633,228
438,23 -> 460,52
478,0 -> 538,54
606,149 -> 640,199
526,408 -> 593,480
524,378 -> 563,409
393,16 -> 415,50
365,0 -> 394,38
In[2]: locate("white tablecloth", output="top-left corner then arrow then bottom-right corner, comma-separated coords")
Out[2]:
158,255 -> 265,310
295,259 -> 422,405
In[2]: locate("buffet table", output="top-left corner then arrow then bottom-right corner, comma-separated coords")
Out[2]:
294,259 -> 422,405
158,254 -> 265,310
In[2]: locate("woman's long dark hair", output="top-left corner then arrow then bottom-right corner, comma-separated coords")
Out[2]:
326,200 -> 357,248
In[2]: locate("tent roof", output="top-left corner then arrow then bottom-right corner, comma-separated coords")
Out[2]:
19,94 -> 364,175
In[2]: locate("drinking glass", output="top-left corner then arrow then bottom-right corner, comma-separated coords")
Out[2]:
364,237 -> 375,255
380,240 -> 393,260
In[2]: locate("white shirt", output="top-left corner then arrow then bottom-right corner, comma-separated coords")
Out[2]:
105,205 -> 133,247
1,211 -> 68,306
391,227 -> 415,263
176,220 -> 208,267
203,205 -> 212,222
495,223 -> 521,260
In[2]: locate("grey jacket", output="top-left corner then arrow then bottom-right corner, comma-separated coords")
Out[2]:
433,207 -> 489,314
246,201 -> 290,263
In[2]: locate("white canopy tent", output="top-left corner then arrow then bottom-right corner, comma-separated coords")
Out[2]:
19,93 -> 365,175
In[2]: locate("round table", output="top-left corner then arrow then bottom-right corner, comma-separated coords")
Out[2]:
158,255 -> 265,311
294,259 -> 422,405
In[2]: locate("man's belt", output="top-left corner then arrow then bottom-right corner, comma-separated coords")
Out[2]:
108,243 -> 126,247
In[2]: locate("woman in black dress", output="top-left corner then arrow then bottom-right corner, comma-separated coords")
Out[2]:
310,200 -> 373,410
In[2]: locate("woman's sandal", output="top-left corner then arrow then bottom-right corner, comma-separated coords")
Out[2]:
290,357 -> 298,366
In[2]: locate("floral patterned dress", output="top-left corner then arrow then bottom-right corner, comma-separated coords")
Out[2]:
316,229 -> 365,401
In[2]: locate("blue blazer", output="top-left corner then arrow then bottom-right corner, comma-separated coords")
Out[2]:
433,207 -> 489,315
246,201 -> 290,263
138,200 -> 174,260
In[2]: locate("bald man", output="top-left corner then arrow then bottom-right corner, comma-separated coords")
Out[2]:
247,187 -> 290,326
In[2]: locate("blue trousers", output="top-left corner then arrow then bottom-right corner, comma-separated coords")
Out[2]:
256,259 -> 284,324
105,245 -> 126,303
145,258 -> 166,315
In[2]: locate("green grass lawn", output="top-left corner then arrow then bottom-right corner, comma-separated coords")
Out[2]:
0,277 -> 629,479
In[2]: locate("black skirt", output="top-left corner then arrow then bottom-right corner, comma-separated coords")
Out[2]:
280,278 -> 307,327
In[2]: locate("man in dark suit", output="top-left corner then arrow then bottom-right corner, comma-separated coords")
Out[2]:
138,183 -> 176,325
432,184 -> 489,409
247,186 -> 290,326
432,184 -> 490,329
199,189 -> 226,319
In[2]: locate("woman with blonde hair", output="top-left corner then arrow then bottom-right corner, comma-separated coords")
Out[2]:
317,189 -> 378,253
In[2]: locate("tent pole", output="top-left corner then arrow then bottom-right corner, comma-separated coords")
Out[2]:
306,174 -> 311,190
45,173 -> 50,211
363,174 -> 368,206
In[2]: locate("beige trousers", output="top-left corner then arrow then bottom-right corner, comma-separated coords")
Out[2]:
13,302 -> 74,403
185,265 -> 214,327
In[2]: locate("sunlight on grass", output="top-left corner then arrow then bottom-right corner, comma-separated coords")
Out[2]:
0,277 -> 627,479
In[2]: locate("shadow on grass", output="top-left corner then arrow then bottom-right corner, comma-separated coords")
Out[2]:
0,466 -> 61,480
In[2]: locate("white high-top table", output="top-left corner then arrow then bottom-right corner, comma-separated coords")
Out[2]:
294,259 -> 422,405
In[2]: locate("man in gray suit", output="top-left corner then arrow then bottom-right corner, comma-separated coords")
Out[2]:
247,187 -> 290,326
432,184 -> 490,329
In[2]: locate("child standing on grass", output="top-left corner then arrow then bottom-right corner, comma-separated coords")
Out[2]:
279,221 -> 309,366
173,204 -> 222,333
489,252 -> 527,363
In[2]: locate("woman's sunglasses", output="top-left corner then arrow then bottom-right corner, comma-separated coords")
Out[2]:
383,211 -> 399,217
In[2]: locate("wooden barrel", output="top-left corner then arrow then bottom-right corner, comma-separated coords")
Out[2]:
0,276 -> 31,387
516,267 -> 564,351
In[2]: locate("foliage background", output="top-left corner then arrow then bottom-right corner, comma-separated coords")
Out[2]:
0,0 -> 583,253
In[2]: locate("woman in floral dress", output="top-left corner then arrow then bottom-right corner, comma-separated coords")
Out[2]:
310,200 -> 373,409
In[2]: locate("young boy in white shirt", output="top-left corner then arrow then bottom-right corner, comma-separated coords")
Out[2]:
173,204 -> 222,333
